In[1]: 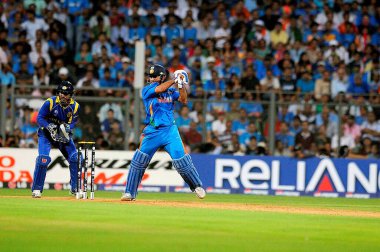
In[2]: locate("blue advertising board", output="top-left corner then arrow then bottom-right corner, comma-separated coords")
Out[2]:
191,155 -> 380,198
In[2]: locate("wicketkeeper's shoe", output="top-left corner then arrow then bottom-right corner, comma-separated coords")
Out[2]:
32,190 -> 42,198
121,192 -> 136,201
194,187 -> 206,199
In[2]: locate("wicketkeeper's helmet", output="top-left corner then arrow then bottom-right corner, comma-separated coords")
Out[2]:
57,81 -> 74,95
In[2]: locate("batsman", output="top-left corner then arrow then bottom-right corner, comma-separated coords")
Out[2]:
121,64 -> 206,201
31,81 -> 80,198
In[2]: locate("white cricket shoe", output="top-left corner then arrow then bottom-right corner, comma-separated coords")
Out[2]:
121,193 -> 135,201
32,190 -> 42,198
194,187 -> 206,199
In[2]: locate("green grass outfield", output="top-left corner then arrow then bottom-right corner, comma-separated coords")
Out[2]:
1,189 -> 380,252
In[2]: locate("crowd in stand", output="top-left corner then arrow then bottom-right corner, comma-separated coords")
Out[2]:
0,0 -> 379,159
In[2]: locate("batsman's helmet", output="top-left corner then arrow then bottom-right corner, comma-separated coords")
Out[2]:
147,64 -> 168,82
57,81 -> 74,95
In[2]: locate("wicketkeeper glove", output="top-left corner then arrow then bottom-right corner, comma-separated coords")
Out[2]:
60,123 -> 72,142
46,123 -> 58,141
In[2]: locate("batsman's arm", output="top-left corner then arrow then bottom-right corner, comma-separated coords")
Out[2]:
155,79 -> 175,93
178,85 -> 187,104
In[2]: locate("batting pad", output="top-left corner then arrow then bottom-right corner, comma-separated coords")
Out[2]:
125,149 -> 151,198
172,154 -> 202,191
32,155 -> 51,192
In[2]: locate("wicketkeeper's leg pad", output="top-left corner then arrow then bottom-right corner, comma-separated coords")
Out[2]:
32,155 -> 51,192
69,152 -> 81,192
172,154 -> 202,191
125,149 -> 151,198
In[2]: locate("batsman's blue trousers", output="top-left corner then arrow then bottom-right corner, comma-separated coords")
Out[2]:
139,124 -> 186,159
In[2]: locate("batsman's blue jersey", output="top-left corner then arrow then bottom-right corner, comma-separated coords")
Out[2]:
37,96 -> 80,130
140,82 -> 184,160
142,82 -> 179,127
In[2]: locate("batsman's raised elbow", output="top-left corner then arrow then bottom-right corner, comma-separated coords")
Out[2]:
178,98 -> 187,104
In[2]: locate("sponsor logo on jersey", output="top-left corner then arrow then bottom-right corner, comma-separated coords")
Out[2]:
67,112 -> 72,118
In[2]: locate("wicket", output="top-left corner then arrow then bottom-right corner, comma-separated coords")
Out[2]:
77,141 -> 96,200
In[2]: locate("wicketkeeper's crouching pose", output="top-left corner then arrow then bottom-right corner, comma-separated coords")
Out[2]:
121,64 -> 205,201
31,81 -> 80,198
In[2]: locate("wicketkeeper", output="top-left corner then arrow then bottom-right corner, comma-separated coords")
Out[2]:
31,81 -> 80,198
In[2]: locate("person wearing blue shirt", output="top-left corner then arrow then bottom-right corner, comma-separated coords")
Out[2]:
0,64 -> 16,86
99,68 -> 117,87
207,89 -> 230,112
275,122 -> 295,148
232,108 -> 249,136
239,122 -> 264,145
296,71 -> 315,93
204,70 -> 226,94
128,17 -> 147,42
162,16 -> 183,44
31,81 -> 80,198
175,106 -> 192,133
251,58 -> 266,80
183,16 -> 197,43
277,105 -> 294,125
121,65 -> 205,201
347,74 -> 370,95
239,92 -> 263,118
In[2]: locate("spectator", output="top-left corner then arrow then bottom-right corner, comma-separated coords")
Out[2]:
101,109 -> 123,137
29,40 -> 51,69
244,136 -> 257,155
98,91 -> 124,123
240,92 -> 263,118
296,71 -> 315,94
270,21 -> 288,47
184,121 -> 203,148
207,89 -> 229,113
0,63 -> 16,86
56,67 -> 75,86
295,121 -> 315,152
76,70 -> 99,88
48,30 -> 67,63
99,68 -> 117,88
314,69 -> 331,100
241,66 -> 260,92
176,106 -> 191,133
331,67 -> 349,99
331,125 -> 355,153
274,139 -> 292,157
32,66 -> 50,95
260,69 -> 280,94
275,122 -> 295,150
232,108 -> 249,136
91,32 -> 112,60
361,112 -> 380,142
204,70 -> 226,95
211,111 -> 227,137
344,115 -> 362,141
347,74 -> 370,95
20,9 -> 48,41
239,122 -> 264,145
75,42 -> 94,77
108,121 -> 125,150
